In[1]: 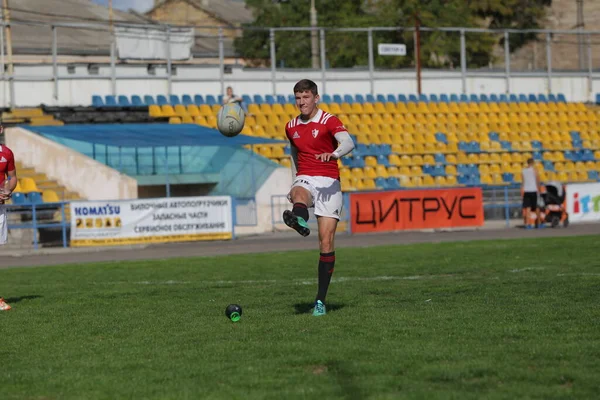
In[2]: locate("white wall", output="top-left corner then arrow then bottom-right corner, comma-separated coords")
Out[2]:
1,63 -> 599,107
5,127 -> 138,201
235,167 -> 292,236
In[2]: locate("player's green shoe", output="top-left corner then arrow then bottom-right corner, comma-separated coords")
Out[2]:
312,300 -> 326,317
283,210 -> 310,237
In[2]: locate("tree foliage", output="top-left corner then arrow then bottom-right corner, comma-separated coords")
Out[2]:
234,0 -> 552,69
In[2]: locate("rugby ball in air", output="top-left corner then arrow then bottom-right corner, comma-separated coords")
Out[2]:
217,103 -> 245,137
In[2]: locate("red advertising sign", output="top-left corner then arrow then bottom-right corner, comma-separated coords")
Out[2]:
350,188 -> 484,233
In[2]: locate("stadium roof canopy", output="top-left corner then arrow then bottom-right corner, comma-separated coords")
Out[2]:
7,0 -> 238,58
28,124 -> 285,147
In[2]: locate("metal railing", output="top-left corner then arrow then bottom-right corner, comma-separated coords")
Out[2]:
5,202 -> 70,249
2,20 -> 600,105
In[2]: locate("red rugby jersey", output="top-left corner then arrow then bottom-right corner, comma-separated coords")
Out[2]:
0,144 -> 15,180
285,109 -> 346,179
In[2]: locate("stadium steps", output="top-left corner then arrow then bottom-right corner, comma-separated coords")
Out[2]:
1,108 -> 64,126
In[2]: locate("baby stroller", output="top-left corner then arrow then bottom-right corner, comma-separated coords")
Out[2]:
540,181 -> 569,228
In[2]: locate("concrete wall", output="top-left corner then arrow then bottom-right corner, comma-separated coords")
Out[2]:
5,127 -> 138,200
1,63 -> 599,108
235,167 -> 292,236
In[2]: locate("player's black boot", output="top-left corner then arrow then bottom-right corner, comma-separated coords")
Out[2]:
283,209 -> 310,237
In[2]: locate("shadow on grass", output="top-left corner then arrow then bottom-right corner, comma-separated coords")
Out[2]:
294,302 -> 346,315
5,295 -> 43,304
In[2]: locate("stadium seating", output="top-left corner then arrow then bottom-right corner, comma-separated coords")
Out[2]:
82,92 -> 600,192
1,108 -> 63,126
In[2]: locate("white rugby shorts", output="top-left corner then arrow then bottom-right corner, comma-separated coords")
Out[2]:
0,205 -> 6,245
289,175 -> 343,220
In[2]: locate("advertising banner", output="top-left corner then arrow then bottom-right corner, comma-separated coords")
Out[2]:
70,196 -> 232,247
350,188 -> 484,234
565,183 -> 600,223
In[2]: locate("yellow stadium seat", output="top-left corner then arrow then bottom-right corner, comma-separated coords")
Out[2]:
479,164 -> 490,175
161,105 -> 176,117
186,105 -> 200,117
362,103 -> 375,113
42,190 -> 60,203
423,175 -> 435,187
205,116 -> 217,129
194,115 -> 208,126
373,102 -> 386,114
411,176 -> 424,187
272,104 -> 286,115
169,116 -> 181,124
363,166 -> 377,179
480,174 -> 493,185
375,165 -> 388,178
341,103 -> 353,114
388,166 -> 400,177
280,158 -> 291,168
284,103 -> 297,114
363,178 -> 377,190
149,105 -> 162,118
446,154 -> 457,164
199,104 -> 213,116
329,103 -> 342,114
20,177 -> 40,193
174,105 -> 188,116
181,115 -> 194,124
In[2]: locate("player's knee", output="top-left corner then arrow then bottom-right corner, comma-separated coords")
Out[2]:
318,231 -> 335,253
290,186 -> 310,204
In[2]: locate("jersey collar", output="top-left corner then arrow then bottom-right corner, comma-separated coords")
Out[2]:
297,109 -> 323,125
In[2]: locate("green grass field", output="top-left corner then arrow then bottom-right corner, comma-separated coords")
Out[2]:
1,235 -> 600,400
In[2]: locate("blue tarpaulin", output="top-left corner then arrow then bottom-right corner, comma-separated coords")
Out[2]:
28,124 -> 286,147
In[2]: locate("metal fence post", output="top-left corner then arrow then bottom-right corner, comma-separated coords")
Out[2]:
504,30 -> 510,94
32,204 -> 38,250
165,146 -> 170,197
368,27 -> 374,96
320,28 -> 326,95
270,28 -> 276,95
61,202 -> 67,248
546,32 -> 552,94
166,25 -> 172,97
504,186 -> 510,228
219,27 -> 225,97
460,29 -> 467,95
110,37 -> 116,96
52,25 -> 58,100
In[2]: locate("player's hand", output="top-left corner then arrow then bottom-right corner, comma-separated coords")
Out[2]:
315,153 -> 337,162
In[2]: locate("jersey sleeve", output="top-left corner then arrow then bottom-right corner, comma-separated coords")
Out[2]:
325,115 -> 347,137
6,148 -> 15,172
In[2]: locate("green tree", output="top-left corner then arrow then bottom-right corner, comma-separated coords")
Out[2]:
234,0 -> 551,69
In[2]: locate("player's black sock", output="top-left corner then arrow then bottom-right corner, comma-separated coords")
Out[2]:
292,202 -> 309,222
316,252 -> 335,303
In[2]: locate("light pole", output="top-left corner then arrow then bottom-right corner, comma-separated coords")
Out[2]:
310,0 -> 319,69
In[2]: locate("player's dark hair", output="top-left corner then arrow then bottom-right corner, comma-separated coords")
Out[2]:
527,158 -> 534,165
293,79 -> 318,95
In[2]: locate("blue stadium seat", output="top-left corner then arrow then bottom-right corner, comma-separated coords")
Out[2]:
169,95 -> 180,105
435,132 -> 447,144
528,94 -> 538,102
418,94 -> 428,102
502,173 -> 514,183
499,94 -> 509,102
596,93 -> 600,105
422,164 -> 434,175
11,192 -> 26,204
500,141 -> 512,151
533,151 -> 543,161
250,94 -> 261,104
182,95 -> 193,106
557,93 -> 567,102
265,95 -> 276,105
429,94 -> 439,103
217,95 -> 224,105
386,94 -> 396,103
131,95 -> 144,107
538,94 -> 548,103
355,143 -> 368,156
206,95 -> 218,105
480,94 -> 489,102
333,94 -> 343,104
28,192 -> 43,204
570,131 -> 581,140
321,94 -> 332,104
588,171 -> 599,181
92,95 -> 104,107
581,149 -> 594,161
489,94 -> 499,102
377,155 -> 390,166
376,94 -> 386,103
355,94 -> 365,104
144,95 -> 155,105
340,157 -> 353,167
543,160 -> 554,171
469,94 -> 479,103
343,94 -> 354,104
440,94 -> 449,103
287,94 -> 295,103
531,141 -> 543,150
548,94 -> 558,102
194,94 -> 205,105
398,94 -> 408,102
408,94 -> 418,103
157,95 -> 168,105
434,153 -> 446,164
458,175 -> 469,185
366,94 -> 375,103
564,150 -> 574,161
459,94 -> 469,102
242,94 -> 252,105
572,140 -> 583,149
509,94 -> 518,102
450,94 -> 459,102
104,95 -> 117,106
470,141 -> 480,152
433,165 -> 445,177
117,95 -> 130,107
386,177 -> 401,189
366,144 -> 379,156
488,132 -> 500,141
518,94 -> 528,102
277,95 -> 287,104
379,144 -> 392,156
375,177 -> 388,189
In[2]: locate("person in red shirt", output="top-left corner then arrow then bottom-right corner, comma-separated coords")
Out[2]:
0,124 -> 17,311
283,79 -> 355,317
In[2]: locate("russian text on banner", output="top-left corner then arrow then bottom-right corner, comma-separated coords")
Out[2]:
350,188 -> 484,234
566,183 -> 600,223
70,196 -> 233,247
